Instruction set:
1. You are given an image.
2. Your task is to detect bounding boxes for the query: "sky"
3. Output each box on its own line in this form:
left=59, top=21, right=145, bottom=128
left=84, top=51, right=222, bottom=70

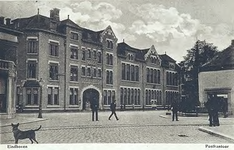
left=1, top=0, right=234, bottom=62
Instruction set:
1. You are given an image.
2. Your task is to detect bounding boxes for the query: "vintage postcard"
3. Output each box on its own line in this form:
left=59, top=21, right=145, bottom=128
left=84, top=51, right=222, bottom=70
left=0, top=0, right=234, bottom=150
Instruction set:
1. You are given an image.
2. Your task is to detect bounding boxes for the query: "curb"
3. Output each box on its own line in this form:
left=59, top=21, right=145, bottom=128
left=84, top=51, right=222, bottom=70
left=198, top=127, right=234, bottom=142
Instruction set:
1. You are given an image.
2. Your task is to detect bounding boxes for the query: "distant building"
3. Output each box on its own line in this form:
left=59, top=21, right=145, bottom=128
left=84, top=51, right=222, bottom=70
left=199, top=40, right=234, bottom=115
left=0, top=17, right=22, bottom=118
left=2, top=8, right=179, bottom=112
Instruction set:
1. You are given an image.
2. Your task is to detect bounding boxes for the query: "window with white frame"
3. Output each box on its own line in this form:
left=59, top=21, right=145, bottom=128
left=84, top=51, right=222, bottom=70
left=70, top=65, right=78, bottom=81
left=70, top=88, right=78, bottom=105
left=26, top=88, right=39, bottom=105
left=70, top=46, right=78, bottom=59
left=47, top=87, right=59, bottom=105
left=49, top=41, right=59, bottom=56
left=71, top=32, right=78, bottom=40
left=27, top=60, right=37, bottom=79
left=49, top=63, right=58, bottom=80
left=27, top=38, right=38, bottom=53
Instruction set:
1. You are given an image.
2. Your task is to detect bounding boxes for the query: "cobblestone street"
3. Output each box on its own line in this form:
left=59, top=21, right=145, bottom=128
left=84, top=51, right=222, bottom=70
left=1, top=110, right=233, bottom=144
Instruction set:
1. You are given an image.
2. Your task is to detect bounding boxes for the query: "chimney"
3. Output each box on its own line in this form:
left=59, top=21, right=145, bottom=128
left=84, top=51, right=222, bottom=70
left=0, top=17, right=4, bottom=25
left=232, top=40, right=234, bottom=46
left=50, top=8, right=60, bottom=21
left=6, top=18, right=11, bottom=25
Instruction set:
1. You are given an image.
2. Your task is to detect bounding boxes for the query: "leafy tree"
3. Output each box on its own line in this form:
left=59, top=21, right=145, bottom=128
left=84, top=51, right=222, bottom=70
left=179, top=40, right=218, bottom=112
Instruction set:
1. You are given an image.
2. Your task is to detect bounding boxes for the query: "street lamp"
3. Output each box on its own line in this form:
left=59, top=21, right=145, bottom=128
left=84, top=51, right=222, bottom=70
left=38, top=78, right=43, bottom=118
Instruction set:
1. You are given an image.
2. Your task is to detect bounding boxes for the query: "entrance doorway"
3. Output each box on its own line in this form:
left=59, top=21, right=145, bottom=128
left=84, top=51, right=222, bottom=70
left=82, top=89, right=99, bottom=110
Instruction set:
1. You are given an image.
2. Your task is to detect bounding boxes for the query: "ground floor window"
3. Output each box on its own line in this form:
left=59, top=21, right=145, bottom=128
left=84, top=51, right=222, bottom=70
left=47, top=87, right=59, bottom=105
left=120, top=87, right=140, bottom=105
left=103, top=90, right=115, bottom=105
left=70, top=88, right=78, bottom=105
left=26, top=88, right=39, bottom=105
left=145, top=89, right=162, bottom=105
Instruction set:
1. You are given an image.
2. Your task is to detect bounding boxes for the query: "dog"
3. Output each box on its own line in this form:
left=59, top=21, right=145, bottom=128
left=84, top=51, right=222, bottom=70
left=11, top=123, right=41, bottom=144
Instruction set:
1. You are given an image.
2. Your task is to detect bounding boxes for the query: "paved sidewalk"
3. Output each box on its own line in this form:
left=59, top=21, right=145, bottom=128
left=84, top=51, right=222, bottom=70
left=1, top=111, right=234, bottom=143
left=160, top=113, right=234, bottom=142
left=0, top=113, right=47, bottom=127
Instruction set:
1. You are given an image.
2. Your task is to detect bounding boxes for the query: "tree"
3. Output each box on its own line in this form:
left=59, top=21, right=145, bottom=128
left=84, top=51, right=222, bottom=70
left=179, top=40, right=218, bottom=112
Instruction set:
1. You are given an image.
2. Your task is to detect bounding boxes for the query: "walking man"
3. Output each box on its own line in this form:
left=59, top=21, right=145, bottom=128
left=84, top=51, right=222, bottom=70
left=90, top=98, right=99, bottom=121
left=171, top=100, right=179, bottom=121
left=109, top=100, right=119, bottom=120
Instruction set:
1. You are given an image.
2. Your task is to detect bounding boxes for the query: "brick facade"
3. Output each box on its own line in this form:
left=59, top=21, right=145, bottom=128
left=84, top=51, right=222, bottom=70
left=2, top=8, right=180, bottom=112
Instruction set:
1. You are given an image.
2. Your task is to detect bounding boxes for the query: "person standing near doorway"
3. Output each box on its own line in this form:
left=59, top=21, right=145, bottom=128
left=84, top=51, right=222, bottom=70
left=109, top=100, right=119, bottom=120
left=90, top=97, right=99, bottom=121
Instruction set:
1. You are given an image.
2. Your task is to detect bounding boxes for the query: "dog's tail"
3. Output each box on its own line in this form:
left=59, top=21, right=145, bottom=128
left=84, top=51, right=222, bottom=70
left=34, top=125, right=41, bottom=131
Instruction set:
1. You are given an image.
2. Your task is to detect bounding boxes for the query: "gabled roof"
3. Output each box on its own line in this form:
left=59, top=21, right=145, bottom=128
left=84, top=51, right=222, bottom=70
left=201, top=44, right=234, bottom=71
left=60, top=19, right=82, bottom=29
left=117, top=42, right=148, bottom=61
left=159, top=54, right=176, bottom=63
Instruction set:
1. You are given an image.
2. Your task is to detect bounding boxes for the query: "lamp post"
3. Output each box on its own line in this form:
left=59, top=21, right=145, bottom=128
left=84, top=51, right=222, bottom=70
left=38, top=78, right=43, bottom=118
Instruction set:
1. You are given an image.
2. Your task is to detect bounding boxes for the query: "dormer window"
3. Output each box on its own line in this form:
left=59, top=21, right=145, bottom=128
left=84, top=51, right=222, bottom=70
left=169, top=63, right=175, bottom=70
left=71, top=32, right=78, bottom=40
left=127, top=53, right=134, bottom=61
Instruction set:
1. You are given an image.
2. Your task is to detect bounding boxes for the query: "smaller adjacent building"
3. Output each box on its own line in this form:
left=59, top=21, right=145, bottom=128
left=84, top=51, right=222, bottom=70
left=0, top=17, right=22, bottom=118
left=199, top=40, right=234, bottom=115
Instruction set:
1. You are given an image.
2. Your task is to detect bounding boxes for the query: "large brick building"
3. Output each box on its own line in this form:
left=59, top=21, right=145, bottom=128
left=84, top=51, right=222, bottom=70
left=2, top=8, right=179, bottom=112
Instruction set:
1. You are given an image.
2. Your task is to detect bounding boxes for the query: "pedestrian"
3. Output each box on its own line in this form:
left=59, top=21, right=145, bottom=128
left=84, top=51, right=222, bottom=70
left=90, top=98, right=99, bottom=121
left=109, top=100, right=119, bottom=120
left=213, top=95, right=220, bottom=126
left=205, top=96, right=214, bottom=126
left=222, top=98, right=228, bottom=118
left=171, top=101, right=179, bottom=121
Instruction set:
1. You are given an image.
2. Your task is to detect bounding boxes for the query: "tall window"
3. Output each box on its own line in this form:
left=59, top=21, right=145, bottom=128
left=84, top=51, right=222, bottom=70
left=122, top=63, right=125, bottom=80
left=27, top=61, right=37, bottom=78
left=26, top=88, right=38, bottom=105
left=93, top=68, right=97, bottom=77
left=70, top=88, right=78, bottom=105
left=87, top=68, right=91, bottom=76
left=97, top=51, right=102, bottom=63
left=49, top=42, right=59, bottom=56
left=82, top=67, right=86, bottom=76
left=27, top=39, right=38, bottom=53
left=126, top=64, right=130, bottom=80
left=70, top=66, right=78, bottom=81
left=49, top=63, right=58, bottom=80
left=82, top=50, right=86, bottom=60
left=48, top=87, right=59, bottom=105
left=98, top=68, right=102, bottom=77
left=106, top=70, right=113, bottom=84
left=136, top=66, right=139, bottom=81
left=87, top=49, right=91, bottom=59
left=70, top=46, right=78, bottom=59
left=107, top=40, right=113, bottom=49
left=106, top=53, right=113, bottom=65
left=93, top=50, right=97, bottom=59
left=71, top=32, right=78, bottom=40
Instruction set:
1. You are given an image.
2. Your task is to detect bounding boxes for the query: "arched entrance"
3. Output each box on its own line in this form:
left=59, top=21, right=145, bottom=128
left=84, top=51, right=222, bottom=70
left=82, top=89, right=99, bottom=110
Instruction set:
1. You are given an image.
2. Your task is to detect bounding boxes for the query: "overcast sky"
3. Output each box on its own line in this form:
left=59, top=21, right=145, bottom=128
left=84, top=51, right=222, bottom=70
left=1, top=0, right=234, bottom=62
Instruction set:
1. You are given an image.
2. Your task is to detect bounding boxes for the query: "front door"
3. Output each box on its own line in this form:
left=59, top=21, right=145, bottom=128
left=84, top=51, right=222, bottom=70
left=82, top=89, right=99, bottom=110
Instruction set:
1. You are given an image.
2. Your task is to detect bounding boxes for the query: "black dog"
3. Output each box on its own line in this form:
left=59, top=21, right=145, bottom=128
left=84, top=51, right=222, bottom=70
left=11, top=123, right=41, bottom=144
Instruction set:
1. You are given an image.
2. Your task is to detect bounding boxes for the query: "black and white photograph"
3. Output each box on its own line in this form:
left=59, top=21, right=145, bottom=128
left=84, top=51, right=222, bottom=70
left=0, top=0, right=234, bottom=149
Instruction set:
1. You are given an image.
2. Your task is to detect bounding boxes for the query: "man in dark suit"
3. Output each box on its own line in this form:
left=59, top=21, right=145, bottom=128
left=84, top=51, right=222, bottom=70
left=90, top=98, right=99, bottom=121
left=171, top=101, right=179, bottom=121
left=108, top=100, right=119, bottom=120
